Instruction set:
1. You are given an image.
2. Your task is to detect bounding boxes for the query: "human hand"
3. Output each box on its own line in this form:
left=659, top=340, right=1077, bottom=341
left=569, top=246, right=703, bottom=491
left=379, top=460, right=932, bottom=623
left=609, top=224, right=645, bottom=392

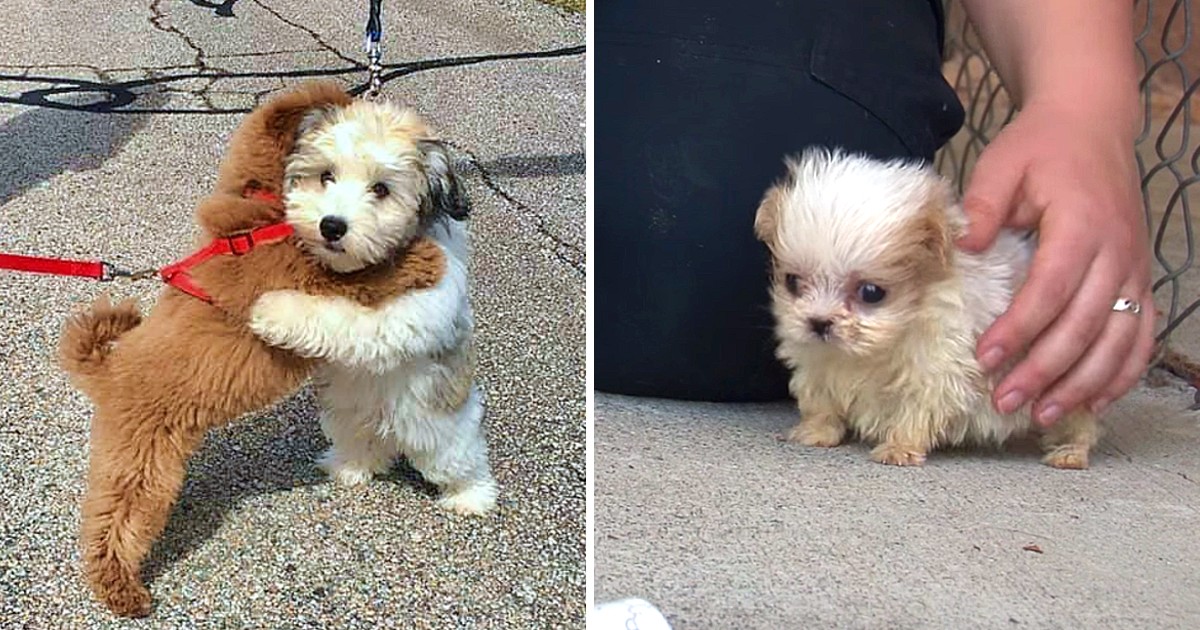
left=957, top=101, right=1155, bottom=426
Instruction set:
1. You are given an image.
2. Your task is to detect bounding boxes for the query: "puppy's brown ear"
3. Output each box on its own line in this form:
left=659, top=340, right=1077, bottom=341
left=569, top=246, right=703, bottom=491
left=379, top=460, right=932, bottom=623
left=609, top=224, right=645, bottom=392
left=913, top=200, right=955, bottom=274
left=214, top=80, right=352, bottom=196
left=261, top=81, right=351, bottom=143
left=418, top=140, right=470, bottom=221
left=753, top=185, right=785, bottom=249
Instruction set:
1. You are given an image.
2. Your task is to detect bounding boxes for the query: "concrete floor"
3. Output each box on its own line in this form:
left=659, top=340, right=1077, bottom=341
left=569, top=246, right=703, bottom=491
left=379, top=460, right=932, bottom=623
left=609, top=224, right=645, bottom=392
left=595, top=383, right=1200, bottom=629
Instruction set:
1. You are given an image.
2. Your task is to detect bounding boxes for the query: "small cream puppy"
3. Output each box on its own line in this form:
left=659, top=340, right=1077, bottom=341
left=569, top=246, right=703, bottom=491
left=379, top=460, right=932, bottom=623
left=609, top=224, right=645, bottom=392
left=248, top=99, right=498, bottom=513
left=755, top=148, right=1098, bottom=469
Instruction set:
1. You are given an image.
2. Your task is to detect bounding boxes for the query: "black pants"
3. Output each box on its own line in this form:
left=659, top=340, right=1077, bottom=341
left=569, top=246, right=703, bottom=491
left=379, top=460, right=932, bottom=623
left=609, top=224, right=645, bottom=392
left=595, top=1, right=966, bottom=402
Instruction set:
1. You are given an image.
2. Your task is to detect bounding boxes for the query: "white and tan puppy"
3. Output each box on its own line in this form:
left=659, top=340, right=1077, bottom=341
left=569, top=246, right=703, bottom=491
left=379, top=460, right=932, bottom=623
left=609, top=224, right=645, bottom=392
left=248, top=99, right=498, bottom=513
left=755, top=147, right=1098, bottom=469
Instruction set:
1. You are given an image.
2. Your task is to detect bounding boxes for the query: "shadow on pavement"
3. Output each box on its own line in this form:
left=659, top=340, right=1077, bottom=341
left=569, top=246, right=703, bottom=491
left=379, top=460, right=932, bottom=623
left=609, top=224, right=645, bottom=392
left=0, top=46, right=585, bottom=115
left=187, top=0, right=239, bottom=17
left=470, top=152, right=586, bottom=178
left=0, top=92, right=163, bottom=207
left=141, top=388, right=437, bottom=583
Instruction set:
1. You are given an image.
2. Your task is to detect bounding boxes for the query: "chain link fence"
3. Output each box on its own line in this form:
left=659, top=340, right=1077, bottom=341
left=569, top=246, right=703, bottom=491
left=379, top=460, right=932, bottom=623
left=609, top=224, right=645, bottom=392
left=936, top=0, right=1200, bottom=367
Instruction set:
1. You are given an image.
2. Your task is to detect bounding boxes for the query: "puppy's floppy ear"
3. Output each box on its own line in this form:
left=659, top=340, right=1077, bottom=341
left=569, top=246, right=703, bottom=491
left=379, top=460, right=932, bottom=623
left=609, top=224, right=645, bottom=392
left=753, top=184, right=785, bottom=250
left=259, top=81, right=351, bottom=147
left=418, top=139, right=470, bottom=221
left=913, top=199, right=957, bottom=274
left=214, top=80, right=352, bottom=196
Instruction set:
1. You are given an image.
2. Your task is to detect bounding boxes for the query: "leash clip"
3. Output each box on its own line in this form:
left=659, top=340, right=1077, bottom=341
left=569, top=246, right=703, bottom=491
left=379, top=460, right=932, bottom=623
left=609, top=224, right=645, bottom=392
left=363, top=0, right=384, bottom=98
left=101, top=262, right=159, bottom=282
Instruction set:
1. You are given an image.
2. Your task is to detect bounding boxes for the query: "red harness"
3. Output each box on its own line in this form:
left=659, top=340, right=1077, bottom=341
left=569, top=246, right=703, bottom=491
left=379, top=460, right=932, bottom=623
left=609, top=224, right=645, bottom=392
left=158, top=220, right=294, bottom=303
left=0, top=187, right=294, bottom=303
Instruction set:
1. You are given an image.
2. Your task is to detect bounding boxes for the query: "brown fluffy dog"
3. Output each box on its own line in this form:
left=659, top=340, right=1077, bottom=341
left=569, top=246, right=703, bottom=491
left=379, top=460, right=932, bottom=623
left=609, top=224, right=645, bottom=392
left=58, top=82, right=452, bottom=617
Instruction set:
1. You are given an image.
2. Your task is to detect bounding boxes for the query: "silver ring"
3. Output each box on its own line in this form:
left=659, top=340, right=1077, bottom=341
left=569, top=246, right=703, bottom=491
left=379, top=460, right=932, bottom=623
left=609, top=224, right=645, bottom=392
left=1113, top=298, right=1141, bottom=314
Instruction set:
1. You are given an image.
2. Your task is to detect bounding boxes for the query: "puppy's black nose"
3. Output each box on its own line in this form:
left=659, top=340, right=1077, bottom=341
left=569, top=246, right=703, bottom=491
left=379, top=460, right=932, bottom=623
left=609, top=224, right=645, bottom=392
left=319, top=216, right=348, bottom=242
left=809, top=318, right=833, bottom=338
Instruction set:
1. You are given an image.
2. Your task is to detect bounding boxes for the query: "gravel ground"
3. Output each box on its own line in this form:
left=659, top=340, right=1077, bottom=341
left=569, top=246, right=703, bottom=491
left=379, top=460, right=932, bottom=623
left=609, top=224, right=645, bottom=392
left=0, top=0, right=584, bottom=627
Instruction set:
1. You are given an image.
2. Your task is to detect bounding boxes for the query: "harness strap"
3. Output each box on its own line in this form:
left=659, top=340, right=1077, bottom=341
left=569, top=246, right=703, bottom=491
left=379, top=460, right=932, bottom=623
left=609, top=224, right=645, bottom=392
left=159, top=221, right=295, bottom=303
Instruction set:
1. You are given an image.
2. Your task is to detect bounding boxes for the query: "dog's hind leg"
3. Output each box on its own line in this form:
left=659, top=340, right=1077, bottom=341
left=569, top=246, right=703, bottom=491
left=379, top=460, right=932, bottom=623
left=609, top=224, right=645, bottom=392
left=404, top=386, right=498, bottom=516
left=317, top=406, right=399, bottom=486
left=81, top=410, right=204, bottom=617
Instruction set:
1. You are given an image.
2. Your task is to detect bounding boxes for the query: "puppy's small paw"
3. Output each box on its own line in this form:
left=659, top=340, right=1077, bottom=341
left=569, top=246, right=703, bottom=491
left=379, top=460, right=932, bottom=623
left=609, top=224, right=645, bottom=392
left=784, top=420, right=844, bottom=447
left=318, top=449, right=378, bottom=487
left=1042, top=446, right=1090, bottom=470
left=870, top=443, right=927, bottom=467
left=437, top=480, right=498, bottom=516
left=248, top=290, right=307, bottom=334
left=252, top=289, right=304, bottom=314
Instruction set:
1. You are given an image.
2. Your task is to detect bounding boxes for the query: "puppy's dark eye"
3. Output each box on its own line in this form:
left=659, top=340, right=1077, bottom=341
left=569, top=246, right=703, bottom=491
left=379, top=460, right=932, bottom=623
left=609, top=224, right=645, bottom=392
left=320, top=171, right=335, bottom=186
left=784, top=273, right=801, bottom=296
left=372, top=182, right=390, bottom=198
left=858, top=282, right=887, bottom=304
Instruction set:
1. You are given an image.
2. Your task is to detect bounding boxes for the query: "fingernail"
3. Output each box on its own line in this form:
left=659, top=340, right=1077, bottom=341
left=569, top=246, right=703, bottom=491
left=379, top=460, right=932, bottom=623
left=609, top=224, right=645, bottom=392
left=998, top=390, right=1026, bottom=414
left=1036, top=403, right=1063, bottom=426
left=980, top=347, right=1005, bottom=372
left=1090, top=398, right=1111, bottom=415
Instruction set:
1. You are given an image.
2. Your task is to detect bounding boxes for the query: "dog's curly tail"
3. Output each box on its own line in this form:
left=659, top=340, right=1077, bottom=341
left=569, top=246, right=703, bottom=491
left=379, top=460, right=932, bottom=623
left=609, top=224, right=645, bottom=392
left=58, top=296, right=142, bottom=378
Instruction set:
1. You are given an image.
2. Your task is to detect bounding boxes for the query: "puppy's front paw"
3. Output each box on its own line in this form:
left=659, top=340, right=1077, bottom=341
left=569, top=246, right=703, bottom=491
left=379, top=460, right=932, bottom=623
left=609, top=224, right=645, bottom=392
left=870, top=443, right=927, bottom=467
left=252, top=289, right=307, bottom=314
left=437, top=479, right=498, bottom=516
left=244, top=290, right=314, bottom=338
left=247, top=291, right=296, bottom=328
left=783, top=416, right=845, bottom=447
left=1042, top=446, right=1090, bottom=470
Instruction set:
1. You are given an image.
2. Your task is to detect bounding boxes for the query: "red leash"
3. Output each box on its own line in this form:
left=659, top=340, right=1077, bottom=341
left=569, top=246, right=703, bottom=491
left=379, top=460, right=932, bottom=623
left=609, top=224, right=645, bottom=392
left=0, top=187, right=294, bottom=303
left=0, top=253, right=115, bottom=281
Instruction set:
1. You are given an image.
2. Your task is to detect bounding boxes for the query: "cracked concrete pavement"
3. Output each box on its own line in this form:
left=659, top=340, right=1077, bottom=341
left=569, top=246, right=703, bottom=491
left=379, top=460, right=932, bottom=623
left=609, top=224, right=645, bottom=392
left=0, top=0, right=583, bottom=626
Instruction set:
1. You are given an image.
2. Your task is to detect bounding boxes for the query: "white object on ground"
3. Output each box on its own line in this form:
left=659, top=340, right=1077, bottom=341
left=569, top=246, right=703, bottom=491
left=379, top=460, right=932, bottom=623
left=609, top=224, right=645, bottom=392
left=589, top=598, right=673, bottom=630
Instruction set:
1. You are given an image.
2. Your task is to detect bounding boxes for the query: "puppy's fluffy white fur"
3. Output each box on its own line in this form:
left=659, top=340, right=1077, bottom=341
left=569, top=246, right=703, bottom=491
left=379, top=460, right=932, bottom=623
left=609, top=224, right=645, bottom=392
left=249, top=100, right=497, bottom=513
left=755, top=148, right=1098, bottom=468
